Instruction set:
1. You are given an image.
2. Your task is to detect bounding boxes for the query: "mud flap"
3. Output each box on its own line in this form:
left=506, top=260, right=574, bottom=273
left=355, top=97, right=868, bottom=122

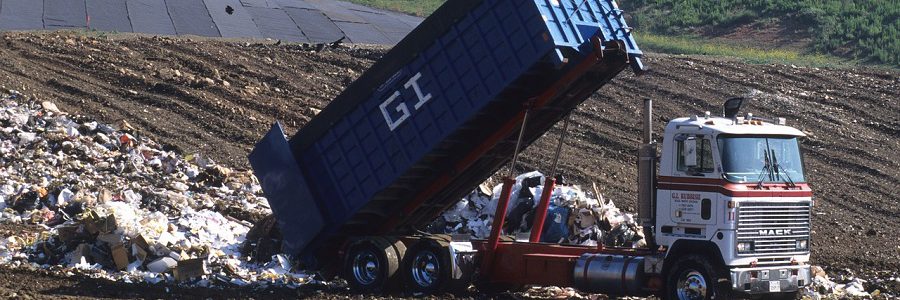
left=249, top=122, right=324, bottom=255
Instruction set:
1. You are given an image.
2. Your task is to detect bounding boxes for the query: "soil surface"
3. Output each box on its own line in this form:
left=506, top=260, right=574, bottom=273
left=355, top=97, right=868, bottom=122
left=0, top=31, right=896, bottom=297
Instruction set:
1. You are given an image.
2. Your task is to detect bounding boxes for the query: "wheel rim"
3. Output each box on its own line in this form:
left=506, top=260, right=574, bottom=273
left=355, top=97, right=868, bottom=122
left=676, top=270, right=708, bottom=300
left=352, top=249, right=380, bottom=286
left=411, top=250, right=440, bottom=288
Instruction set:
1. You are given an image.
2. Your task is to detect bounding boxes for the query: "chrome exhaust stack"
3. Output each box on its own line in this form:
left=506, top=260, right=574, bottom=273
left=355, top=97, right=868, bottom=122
left=637, top=99, right=657, bottom=247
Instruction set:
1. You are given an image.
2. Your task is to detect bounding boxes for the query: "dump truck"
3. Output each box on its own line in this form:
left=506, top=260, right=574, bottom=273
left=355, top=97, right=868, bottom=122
left=248, top=0, right=813, bottom=298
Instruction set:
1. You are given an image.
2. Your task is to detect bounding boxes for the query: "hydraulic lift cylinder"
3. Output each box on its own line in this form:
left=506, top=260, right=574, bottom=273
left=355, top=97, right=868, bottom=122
left=529, top=177, right=556, bottom=242
left=481, top=177, right=516, bottom=275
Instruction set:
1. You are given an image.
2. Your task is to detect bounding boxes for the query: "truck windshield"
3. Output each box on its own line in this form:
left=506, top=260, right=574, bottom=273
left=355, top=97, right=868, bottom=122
left=718, top=136, right=806, bottom=183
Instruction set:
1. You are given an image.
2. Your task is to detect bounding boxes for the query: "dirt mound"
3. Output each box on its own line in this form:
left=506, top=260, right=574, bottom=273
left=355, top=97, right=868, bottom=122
left=0, top=32, right=896, bottom=296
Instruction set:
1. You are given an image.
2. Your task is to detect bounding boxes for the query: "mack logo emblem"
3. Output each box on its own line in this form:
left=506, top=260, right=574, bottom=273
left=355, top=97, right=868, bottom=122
left=758, top=229, right=792, bottom=236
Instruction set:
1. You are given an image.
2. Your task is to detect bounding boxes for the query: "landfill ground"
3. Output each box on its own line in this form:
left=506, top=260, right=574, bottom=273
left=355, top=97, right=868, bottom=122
left=0, top=31, right=896, bottom=298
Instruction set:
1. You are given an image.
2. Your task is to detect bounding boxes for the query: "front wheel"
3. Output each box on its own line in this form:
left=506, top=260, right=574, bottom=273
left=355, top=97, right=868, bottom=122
left=665, top=254, right=732, bottom=300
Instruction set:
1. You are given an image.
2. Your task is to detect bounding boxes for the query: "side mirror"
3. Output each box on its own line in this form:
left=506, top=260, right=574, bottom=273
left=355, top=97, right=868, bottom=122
left=684, top=137, right=698, bottom=167
left=723, top=97, right=745, bottom=119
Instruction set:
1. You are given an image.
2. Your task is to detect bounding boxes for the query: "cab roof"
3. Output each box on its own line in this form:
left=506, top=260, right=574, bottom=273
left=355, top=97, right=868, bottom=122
left=666, top=116, right=807, bottom=137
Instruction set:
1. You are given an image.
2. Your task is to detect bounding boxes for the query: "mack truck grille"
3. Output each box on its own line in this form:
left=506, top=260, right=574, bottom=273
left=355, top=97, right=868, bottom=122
left=737, top=202, right=811, bottom=256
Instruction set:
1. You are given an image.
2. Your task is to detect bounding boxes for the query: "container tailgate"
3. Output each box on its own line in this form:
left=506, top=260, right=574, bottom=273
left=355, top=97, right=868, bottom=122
left=248, top=122, right=325, bottom=254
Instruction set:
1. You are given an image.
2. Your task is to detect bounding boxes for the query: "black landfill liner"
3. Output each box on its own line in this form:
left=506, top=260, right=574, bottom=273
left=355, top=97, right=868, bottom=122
left=246, top=7, right=308, bottom=43
left=44, top=0, right=87, bottom=29
left=334, top=21, right=392, bottom=45
left=284, top=7, right=344, bottom=43
left=354, top=10, right=412, bottom=44
left=394, top=12, right=424, bottom=28
left=0, top=0, right=44, bottom=30
left=203, top=0, right=263, bottom=38
left=305, top=0, right=366, bottom=23
left=86, top=0, right=133, bottom=32
left=355, top=9, right=413, bottom=33
left=167, top=0, right=220, bottom=37
left=336, top=1, right=383, bottom=14
left=272, top=0, right=317, bottom=10
left=126, top=0, right=177, bottom=35
left=240, top=0, right=276, bottom=8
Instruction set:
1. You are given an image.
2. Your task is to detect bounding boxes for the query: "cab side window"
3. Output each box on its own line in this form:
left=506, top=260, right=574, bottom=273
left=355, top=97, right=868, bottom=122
left=676, top=135, right=714, bottom=175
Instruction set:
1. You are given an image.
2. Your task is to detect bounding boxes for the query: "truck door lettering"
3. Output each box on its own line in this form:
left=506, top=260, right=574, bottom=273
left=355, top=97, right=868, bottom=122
left=379, top=90, right=410, bottom=131
left=379, top=72, right=432, bottom=131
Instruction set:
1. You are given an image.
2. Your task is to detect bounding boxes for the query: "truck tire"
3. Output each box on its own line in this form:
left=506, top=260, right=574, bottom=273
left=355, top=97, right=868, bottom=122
left=404, top=241, right=451, bottom=295
left=665, top=254, right=732, bottom=300
left=343, top=238, right=404, bottom=293
left=402, top=241, right=470, bottom=295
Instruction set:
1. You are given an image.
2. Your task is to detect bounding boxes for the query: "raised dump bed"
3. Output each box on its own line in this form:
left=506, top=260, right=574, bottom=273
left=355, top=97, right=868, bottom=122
left=250, top=0, right=644, bottom=256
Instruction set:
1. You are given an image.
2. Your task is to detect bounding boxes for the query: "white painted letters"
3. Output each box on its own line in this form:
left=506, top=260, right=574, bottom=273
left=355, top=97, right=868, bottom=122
left=406, top=72, right=432, bottom=109
left=379, top=91, right=410, bottom=131
left=379, top=72, right=432, bottom=131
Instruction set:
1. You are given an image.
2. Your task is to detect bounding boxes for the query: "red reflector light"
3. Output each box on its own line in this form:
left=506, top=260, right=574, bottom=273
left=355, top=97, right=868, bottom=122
left=792, top=269, right=799, bottom=276
left=750, top=271, right=758, bottom=279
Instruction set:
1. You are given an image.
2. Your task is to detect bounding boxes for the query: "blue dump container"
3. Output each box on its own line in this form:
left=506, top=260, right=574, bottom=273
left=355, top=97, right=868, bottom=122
left=250, top=0, right=644, bottom=256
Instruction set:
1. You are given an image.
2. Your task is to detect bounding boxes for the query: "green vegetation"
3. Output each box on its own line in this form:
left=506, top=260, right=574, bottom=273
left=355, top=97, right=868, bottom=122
left=344, top=0, right=443, bottom=17
left=622, top=0, right=899, bottom=66
left=636, top=33, right=845, bottom=67
left=347, top=0, right=897, bottom=67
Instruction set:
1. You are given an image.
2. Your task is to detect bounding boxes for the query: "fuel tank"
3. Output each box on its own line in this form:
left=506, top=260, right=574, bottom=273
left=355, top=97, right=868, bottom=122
left=573, top=253, right=647, bottom=295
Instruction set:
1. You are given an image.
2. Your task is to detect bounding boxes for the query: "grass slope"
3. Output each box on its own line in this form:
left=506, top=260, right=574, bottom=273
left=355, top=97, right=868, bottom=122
left=636, top=33, right=846, bottom=67
left=344, top=0, right=443, bottom=17
left=622, top=0, right=899, bottom=66
left=344, top=0, right=897, bottom=67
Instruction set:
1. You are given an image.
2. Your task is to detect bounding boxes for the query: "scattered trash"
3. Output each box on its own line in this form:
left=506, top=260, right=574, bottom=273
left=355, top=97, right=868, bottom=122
left=434, top=171, right=646, bottom=248
left=0, top=93, right=307, bottom=288
left=801, top=267, right=894, bottom=299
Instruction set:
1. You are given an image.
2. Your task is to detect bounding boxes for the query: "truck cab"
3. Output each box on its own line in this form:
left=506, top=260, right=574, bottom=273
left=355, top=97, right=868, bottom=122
left=654, top=112, right=813, bottom=297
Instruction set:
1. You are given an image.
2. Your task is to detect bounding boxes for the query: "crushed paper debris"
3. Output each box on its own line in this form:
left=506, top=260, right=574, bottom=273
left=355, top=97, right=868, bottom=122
left=434, top=171, right=646, bottom=248
left=0, top=91, right=309, bottom=288
left=801, top=266, right=897, bottom=299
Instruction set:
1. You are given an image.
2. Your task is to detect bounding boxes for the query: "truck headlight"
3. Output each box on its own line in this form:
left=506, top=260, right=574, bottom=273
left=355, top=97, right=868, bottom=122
left=796, top=239, right=808, bottom=250
left=737, top=242, right=754, bottom=253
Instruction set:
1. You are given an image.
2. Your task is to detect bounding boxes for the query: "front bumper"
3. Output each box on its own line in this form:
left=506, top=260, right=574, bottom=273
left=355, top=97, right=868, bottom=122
left=730, top=265, right=811, bottom=294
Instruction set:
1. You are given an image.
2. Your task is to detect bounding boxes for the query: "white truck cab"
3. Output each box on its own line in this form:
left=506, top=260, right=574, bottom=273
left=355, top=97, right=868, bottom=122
left=654, top=110, right=813, bottom=297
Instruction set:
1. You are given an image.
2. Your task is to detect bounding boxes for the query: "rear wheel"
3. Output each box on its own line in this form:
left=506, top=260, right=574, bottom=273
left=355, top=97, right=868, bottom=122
left=665, top=254, right=732, bottom=300
left=403, top=240, right=471, bottom=295
left=405, top=242, right=451, bottom=294
left=343, top=238, right=404, bottom=293
left=410, top=247, right=444, bottom=291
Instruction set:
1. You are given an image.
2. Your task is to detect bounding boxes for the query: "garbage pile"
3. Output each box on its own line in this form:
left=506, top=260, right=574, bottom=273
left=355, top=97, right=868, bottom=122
left=801, top=266, right=896, bottom=299
left=0, top=91, right=309, bottom=288
left=434, top=171, right=646, bottom=248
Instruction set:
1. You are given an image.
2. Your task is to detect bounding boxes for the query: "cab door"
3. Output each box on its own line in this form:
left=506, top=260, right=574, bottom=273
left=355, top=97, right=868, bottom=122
left=658, top=134, right=719, bottom=240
